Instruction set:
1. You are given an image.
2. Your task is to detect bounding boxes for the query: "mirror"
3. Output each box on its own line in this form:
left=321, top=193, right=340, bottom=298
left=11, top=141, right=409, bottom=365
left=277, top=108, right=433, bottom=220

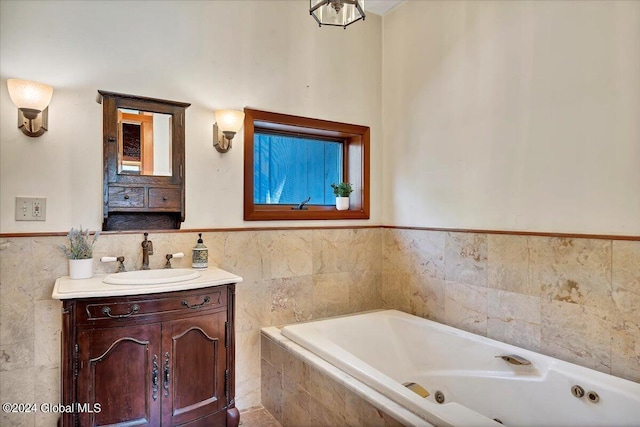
left=118, top=108, right=172, bottom=176
left=98, top=90, right=190, bottom=231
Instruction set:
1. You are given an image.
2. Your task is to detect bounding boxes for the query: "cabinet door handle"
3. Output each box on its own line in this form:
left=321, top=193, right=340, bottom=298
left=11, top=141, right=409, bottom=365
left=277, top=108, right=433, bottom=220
left=163, top=352, right=170, bottom=397
left=101, top=304, right=139, bottom=318
left=181, top=295, right=210, bottom=309
left=152, top=355, right=159, bottom=401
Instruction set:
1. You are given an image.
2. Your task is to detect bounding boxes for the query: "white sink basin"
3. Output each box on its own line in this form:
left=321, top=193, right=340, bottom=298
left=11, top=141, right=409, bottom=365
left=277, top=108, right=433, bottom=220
left=103, top=269, right=201, bottom=285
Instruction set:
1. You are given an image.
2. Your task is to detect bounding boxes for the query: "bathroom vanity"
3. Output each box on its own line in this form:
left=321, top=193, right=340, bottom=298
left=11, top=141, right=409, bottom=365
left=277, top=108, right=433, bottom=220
left=52, top=268, right=242, bottom=427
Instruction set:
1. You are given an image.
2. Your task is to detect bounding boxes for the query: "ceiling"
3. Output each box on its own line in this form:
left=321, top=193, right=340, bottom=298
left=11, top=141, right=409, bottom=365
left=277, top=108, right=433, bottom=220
left=365, top=0, right=405, bottom=16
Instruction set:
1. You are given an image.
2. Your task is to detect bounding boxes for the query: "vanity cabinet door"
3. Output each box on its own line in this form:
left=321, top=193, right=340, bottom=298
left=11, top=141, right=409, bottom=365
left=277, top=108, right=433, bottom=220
left=76, top=323, right=162, bottom=427
left=161, top=309, right=228, bottom=426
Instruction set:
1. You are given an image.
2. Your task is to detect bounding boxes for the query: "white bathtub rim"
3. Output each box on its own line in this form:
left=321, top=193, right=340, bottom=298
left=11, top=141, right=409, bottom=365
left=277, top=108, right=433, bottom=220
left=280, top=310, right=640, bottom=427
left=285, top=309, right=640, bottom=394
left=279, top=316, right=504, bottom=426
left=261, top=326, right=435, bottom=427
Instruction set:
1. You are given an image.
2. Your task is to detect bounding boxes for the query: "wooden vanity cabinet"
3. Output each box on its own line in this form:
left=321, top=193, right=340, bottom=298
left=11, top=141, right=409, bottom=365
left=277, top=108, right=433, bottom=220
left=59, top=285, right=239, bottom=427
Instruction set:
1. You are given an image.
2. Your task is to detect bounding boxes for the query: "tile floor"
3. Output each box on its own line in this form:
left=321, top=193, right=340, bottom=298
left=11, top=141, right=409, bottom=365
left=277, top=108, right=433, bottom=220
left=239, top=407, right=282, bottom=427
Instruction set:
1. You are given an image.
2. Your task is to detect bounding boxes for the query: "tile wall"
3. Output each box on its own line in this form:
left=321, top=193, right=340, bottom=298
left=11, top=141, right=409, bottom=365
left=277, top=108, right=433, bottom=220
left=261, top=332, right=404, bottom=427
left=381, top=229, right=640, bottom=383
left=0, top=227, right=638, bottom=426
left=0, top=228, right=382, bottom=427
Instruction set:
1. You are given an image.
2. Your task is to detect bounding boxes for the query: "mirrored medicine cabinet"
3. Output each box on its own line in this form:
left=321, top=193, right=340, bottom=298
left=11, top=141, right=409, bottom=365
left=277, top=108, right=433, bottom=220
left=98, top=90, right=190, bottom=231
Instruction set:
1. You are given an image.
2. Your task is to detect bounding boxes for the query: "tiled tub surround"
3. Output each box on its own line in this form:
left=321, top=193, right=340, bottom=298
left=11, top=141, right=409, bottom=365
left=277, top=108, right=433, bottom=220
left=261, top=327, right=425, bottom=427
left=0, top=228, right=382, bottom=426
left=0, top=228, right=638, bottom=426
left=381, top=230, right=640, bottom=384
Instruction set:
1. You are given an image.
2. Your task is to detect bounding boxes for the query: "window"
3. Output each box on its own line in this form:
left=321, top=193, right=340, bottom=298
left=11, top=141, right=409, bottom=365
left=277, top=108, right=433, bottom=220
left=243, top=109, right=370, bottom=221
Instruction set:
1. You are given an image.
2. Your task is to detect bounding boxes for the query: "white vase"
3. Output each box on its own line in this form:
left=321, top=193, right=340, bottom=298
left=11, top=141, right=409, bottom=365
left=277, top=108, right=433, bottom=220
left=69, top=258, right=94, bottom=279
left=336, top=197, right=350, bottom=211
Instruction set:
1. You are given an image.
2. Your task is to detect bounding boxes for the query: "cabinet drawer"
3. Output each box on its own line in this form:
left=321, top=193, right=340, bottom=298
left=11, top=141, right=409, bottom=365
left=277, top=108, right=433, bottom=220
left=108, top=186, right=144, bottom=208
left=149, top=188, right=181, bottom=209
left=76, top=286, right=227, bottom=325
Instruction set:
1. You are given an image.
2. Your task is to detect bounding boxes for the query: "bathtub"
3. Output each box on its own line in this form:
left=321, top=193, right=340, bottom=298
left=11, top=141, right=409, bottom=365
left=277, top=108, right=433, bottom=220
left=280, top=310, right=640, bottom=427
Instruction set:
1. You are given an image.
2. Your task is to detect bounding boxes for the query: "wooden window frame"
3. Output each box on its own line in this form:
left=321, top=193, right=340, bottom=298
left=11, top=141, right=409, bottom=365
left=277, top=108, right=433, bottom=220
left=243, top=108, right=370, bottom=221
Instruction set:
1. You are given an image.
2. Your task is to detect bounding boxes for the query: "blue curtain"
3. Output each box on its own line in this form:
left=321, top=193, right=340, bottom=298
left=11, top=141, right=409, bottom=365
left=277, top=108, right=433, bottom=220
left=254, top=133, right=342, bottom=205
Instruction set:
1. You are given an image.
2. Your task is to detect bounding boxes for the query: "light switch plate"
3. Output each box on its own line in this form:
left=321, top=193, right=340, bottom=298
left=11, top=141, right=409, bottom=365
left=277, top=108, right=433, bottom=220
left=15, top=197, right=46, bottom=221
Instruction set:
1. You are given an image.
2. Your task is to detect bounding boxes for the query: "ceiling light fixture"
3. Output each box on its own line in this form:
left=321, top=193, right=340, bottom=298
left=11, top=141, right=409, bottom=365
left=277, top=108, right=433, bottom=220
left=310, top=0, right=366, bottom=29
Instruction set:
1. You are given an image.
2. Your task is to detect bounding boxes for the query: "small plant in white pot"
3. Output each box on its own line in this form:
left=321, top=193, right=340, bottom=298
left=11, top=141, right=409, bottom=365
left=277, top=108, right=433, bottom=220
left=330, top=182, right=353, bottom=211
left=60, top=227, right=99, bottom=279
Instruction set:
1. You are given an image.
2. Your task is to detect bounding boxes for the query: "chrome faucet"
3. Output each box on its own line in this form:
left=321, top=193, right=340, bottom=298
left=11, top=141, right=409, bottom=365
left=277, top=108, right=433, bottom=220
left=141, top=232, right=154, bottom=270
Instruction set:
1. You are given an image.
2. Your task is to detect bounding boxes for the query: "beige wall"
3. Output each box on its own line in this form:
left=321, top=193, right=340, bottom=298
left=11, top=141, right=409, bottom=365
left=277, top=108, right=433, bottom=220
left=382, top=0, right=640, bottom=235
left=0, top=0, right=382, bottom=233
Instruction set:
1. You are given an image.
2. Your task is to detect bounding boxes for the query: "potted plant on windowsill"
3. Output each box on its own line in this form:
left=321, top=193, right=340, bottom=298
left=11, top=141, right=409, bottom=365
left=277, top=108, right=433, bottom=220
left=331, top=182, right=353, bottom=211
left=60, top=227, right=99, bottom=279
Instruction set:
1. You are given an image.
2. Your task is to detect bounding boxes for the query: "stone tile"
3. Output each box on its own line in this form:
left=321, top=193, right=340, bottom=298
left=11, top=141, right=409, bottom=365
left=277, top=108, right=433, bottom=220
left=488, top=289, right=540, bottom=324
left=307, top=392, right=345, bottom=427
left=531, top=237, right=613, bottom=310
left=488, top=234, right=536, bottom=296
left=223, top=231, right=271, bottom=283
left=344, top=388, right=403, bottom=427
left=409, top=276, right=446, bottom=322
left=268, top=276, right=314, bottom=325
left=611, top=314, right=640, bottom=383
left=312, top=228, right=355, bottom=275
left=312, top=272, right=350, bottom=319
left=34, top=367, right=59, bottom=427
left=282, top=374, right=312, bottom=426
left=0, top=238, right=35, bottom=304
left=239, top=407, right=282, bottom=427
left=350, top=228, right=382, bottom=272
left=0, top=340, right=33, bottom=372
left=236, top=375, right=261, bottom=411
left=260, top=334, right=284, bottom=373
left=0, top=368, right=36, bottom=427
left=236, top=282, right=271, bottom=332
left=282, top=348, right=307, bottom=387
left=348, top=269, right=383, bottom=313
left=384, top=229, right=445, bottom=280
left=379, top=268, right=410, bottom=313
left=261, top=359, right=283, bottom=424
left=445, top=232, right=488, bottom=287
left=33, top=300, right=61, bottom=368
left=31, top=237, right=67, bottom=301
left=305, top=364, right=347, bottom=417
left=541, top=300, right=611, bottom=373
left=487, top=289, right=541, bottom=351
left=0, top=298, right=34, bottom=346
left=237, top=329, right=261, bottom=382
left=487, top=319, right=541, bottom=352
left=269, top=230, right=313, bottom=279
left=612, top=240, right=640, bottom=317
left=444, top=281, right=488, bottom=335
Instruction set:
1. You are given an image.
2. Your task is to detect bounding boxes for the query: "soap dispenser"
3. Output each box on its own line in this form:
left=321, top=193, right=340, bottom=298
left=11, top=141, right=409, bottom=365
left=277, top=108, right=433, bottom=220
left=192, top=233, right=208, bottom=269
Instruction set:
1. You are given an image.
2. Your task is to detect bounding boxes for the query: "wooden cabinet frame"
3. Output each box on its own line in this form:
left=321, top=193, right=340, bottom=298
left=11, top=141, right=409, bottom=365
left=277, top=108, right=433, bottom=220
left=98, top=91, right=190, bottom=231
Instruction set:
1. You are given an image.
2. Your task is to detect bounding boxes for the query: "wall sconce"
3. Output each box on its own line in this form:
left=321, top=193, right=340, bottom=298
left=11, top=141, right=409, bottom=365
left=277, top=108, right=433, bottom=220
left=213, top=109, right=245, bottom=153
left=7, top=79, right=54, bottom=137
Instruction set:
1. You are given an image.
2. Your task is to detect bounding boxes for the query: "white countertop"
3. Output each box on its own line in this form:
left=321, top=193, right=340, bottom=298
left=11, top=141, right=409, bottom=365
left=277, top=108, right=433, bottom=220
left=52, top=267, right=243, bottom=300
